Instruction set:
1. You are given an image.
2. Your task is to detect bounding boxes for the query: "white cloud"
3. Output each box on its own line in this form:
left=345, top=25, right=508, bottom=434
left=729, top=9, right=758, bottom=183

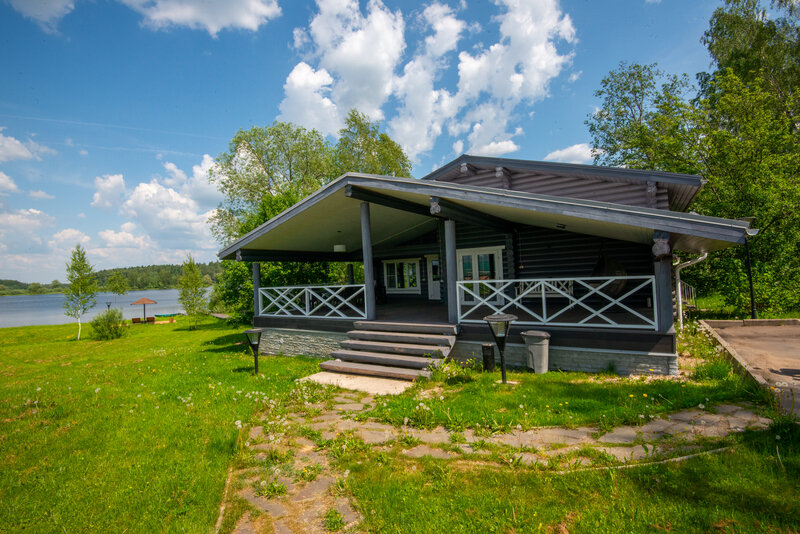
left=49, top=228, right=91, bottom=249
left=98, top=227, right=153, bottom=249
left=0, top=208, right=56, bottom=254
left=5, top=0, right=75, bottom=31
left=77, top=212, right=86, bottom=219
left=160, top=154, right=223, bottom=209
left=282, top=0, right=575, bottom=162
left=91, top=174, right=126, bottom=210
left=79, top=149, right=89, bottom=156
left=8, top=0, right=280, bottom=36
left=29, top=190, right=55, bottom=200
left=280, top=0, right=406, bottom=134
left=278, top=62, right=342, bottom=136
left=452, top=139, right=464, bottom=155
left=121, top=180, right=216, bottom=250
left=543, top=142, right=594, bottom=164
left=121, top=0, right=281, bottom=36
left=388, top=3, right=465, bottom=161
left=569, top=70, right=582, bottom=83
left=0, top=171, right=21, bottom=194
left=0, top=128, right=54, bottom=162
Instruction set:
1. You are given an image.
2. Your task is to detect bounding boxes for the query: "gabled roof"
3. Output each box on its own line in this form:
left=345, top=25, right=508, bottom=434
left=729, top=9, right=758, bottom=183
left=422, top=154, right=703, bottom=212
left=218, top=173, right=750, bottom=261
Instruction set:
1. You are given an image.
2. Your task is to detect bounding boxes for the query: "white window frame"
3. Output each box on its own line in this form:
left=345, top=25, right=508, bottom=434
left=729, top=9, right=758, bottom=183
left=382, top=258, right=421, bottom=295
left=457, top=246, right=505, bottom=305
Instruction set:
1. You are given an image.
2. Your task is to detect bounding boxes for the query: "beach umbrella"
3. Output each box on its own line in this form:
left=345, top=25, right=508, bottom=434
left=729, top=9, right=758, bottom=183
left=131, top=297, right=157, bottom=320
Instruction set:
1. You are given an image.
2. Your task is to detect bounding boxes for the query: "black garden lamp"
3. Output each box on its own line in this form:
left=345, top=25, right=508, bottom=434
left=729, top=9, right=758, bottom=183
left=484, top=313, right=517, bottom=384
left=243, top=328, right=262, bottom=374
left=105, top=301, right=112, bottom=310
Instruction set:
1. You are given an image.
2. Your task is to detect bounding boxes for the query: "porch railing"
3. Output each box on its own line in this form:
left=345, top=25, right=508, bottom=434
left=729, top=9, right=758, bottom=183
left=258, top=284, right=367, bottom=319
left=680, top=281, right=697, bottom=310
left=457, top=276, right=658, bottom=330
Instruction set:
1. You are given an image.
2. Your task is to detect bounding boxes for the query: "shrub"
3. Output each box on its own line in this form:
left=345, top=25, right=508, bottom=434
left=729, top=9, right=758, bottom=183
left=90, top=309, right=127, bottom=340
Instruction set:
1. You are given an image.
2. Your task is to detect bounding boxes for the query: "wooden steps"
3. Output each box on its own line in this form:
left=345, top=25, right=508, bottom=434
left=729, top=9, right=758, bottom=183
left=320, top=321, right=457, bottom=382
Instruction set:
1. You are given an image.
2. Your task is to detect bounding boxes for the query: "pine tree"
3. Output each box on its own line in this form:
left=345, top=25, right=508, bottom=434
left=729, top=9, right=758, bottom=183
left=63, top=244, right=98, bottom=340
left=179, top=255, right=208, bottom=329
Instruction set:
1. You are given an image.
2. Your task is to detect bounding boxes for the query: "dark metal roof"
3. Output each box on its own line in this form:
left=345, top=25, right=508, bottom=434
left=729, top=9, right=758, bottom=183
left=218, top=173, right=750, bottom=261
left=421, top=154, right=703, bottom=212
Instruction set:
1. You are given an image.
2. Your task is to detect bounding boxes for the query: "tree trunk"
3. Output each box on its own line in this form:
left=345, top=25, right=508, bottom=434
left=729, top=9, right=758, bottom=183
left=77, top=311, right=82, bottom=341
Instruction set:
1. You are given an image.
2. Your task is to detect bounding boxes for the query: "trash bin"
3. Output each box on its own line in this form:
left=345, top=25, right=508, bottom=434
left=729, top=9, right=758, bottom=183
left=481, top=343, right=495, bottom=372
left=521, top=330, right=550, bottom=374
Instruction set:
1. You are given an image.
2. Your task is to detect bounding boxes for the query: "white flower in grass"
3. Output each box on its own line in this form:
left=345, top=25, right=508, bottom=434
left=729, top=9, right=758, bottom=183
left=235, top=420, right=242, bottom=428
left=36, top=387, right=41, bottom=391
left=698, top=404, right=705, bottom=410
left=94, top=388, right=100, bottom=393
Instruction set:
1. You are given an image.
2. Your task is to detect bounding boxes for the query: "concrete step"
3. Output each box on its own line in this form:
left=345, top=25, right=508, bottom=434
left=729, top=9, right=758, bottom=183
left=331, top=350, right=440, bottom=369
left=340, top=339, right=448, bottom=358
left=354, top=321, right=458, bottom=336
left=347, top=330, right=455, bottom=347
left=320, top=360, right=430, bottom=381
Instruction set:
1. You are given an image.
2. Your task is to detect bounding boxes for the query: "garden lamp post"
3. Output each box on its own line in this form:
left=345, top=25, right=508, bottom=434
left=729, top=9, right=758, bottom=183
left=739, top=217, right=760, bottom=319
left=484, top=313, right=517, bottom=384
left=105, top=301, right=111, bottom=310
left=243, top=329, right=262, bottom=374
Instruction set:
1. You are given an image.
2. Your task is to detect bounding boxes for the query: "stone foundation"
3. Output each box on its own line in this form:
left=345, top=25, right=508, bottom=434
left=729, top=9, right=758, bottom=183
left=451, top=340, right=678, bottom=375
left=257, top=328, right=348, bottom=358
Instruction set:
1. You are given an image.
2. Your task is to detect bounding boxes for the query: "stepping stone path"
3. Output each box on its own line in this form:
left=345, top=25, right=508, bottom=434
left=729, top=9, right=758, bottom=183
left=231, top=391, right=772, bottom=534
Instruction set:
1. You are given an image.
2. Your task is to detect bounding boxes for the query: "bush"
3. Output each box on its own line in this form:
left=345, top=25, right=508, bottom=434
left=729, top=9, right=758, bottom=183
left=90, top=309, right=127, bottom=340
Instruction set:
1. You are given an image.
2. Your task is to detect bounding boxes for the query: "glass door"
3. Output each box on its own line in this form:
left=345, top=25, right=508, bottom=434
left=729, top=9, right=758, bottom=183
left=457, top=247, right=503, bottom=305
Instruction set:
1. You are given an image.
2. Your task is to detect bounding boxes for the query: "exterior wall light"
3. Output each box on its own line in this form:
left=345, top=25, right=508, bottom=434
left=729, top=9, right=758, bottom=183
left=484, top=313, right=517, bottom=384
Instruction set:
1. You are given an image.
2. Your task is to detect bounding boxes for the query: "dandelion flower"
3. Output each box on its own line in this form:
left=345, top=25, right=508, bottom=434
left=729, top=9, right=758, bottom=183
left=629, top=394, right=634, bottom=398
left=643, top=394, right=648, bottom=398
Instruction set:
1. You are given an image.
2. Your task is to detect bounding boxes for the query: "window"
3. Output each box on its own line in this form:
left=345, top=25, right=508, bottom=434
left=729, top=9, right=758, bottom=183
left=383, top=259, right=420, bottom=294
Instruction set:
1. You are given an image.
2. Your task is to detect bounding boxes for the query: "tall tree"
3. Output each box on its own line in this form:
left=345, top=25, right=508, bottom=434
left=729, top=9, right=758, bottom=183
left=63, top=244, right=98, bottom=340
left=586, top=62, right=698, bottom=174
left=209, top=122, right=334, bottom=244
left=179, top=255, right=208, bottom=330
left=107, top=270, right=128, bottom=307
left=334, top=109, right=412, bottom=177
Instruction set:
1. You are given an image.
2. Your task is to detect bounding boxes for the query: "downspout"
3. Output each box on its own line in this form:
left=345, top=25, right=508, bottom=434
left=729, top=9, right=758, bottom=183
left=674, top=253, right=708, bottom=329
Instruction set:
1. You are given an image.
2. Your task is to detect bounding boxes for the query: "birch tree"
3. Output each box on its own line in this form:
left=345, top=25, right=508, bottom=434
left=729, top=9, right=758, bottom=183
left=63, top=244, right=98, bottom=340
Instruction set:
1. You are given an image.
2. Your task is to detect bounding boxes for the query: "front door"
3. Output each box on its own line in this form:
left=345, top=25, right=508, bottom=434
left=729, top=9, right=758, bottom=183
left=457, top=247, right=503, bottom=305
left=426, top=256, right=441, bottom=300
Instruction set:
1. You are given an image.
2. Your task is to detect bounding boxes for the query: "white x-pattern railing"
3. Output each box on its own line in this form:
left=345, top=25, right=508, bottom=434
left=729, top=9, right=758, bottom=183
left=259, top=284, right=366, bottom=319
left=458, top=276, right=658, bottom=330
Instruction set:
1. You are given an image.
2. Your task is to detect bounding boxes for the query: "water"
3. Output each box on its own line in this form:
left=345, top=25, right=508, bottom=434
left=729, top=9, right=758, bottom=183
left=0, top=289, right=186, bottom=328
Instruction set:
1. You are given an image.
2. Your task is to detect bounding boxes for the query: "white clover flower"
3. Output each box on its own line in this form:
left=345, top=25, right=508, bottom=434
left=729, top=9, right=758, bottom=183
left=95, top=388, right=101, bottom=393
left=698, top=404, right=705, bottom=410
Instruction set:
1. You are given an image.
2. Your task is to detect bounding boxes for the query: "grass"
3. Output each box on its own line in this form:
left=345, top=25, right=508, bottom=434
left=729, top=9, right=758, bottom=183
left=0, top=317, right=319, bottom=533
left=691, top=294, right=800, bottom=320
left=360, top=327, right=758, bottom=433
left=338, top=422, right=800, bottom=533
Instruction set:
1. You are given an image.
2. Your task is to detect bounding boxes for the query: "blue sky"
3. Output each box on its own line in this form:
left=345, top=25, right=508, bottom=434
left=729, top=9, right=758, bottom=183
left=0, top=0, right=719, bottom=283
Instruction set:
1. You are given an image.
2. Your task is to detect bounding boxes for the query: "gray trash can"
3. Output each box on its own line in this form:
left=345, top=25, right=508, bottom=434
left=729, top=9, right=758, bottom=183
left=521, top=330, right=550, bottom=374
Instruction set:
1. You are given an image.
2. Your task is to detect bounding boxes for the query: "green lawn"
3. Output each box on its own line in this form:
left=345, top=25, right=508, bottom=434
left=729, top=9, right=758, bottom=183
left=0, top=317, right=318, bottom=533
left=359, top=323, right=760, bottom=433
left=339, top=421, right=799, bottom=533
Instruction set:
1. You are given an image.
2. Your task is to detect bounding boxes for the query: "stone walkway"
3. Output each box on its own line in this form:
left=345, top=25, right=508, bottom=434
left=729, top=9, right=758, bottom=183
left=229, top=392, right=771, bottom=533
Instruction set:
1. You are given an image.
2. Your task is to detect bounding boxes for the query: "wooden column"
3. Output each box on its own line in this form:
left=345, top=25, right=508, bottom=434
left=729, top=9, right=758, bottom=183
left=437, top=219, right=448, bottom=304
left=445, top=219, right=458, bottom=324
left=252, top=262, right=261, bottom=318
left=652, top=231, right=674, bottom=333
left=360, top=202, right=377, bottom=320
left=346, top=263, right=355, bottom=285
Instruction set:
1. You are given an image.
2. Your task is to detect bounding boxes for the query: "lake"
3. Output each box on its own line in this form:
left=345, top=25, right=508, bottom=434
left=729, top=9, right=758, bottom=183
left=0, top=289, right=187, bottom=328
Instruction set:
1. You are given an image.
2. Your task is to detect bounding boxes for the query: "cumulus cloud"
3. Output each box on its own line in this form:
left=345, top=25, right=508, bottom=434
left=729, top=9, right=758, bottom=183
left=160, top=154, right=222, bottom=209
left=281, top=0, right=576, bottom=162
left=5, top=0, right=75, bottom=31
left=121, top=179, right=216, bottom=250
left=0, top=208, right=56, bottom=255
left=49, top=228, right=91, bottom=249
left=0, top=128, right=55, bottom=162
left=279, top=62, right=342, bottom=135
left=280, top=0, right=406, bottom=135
left=8, top=0, right=280, bottom=36
left=91, top=174, right=126, bottom=210
left=29, top=190, right=55, bottom=200
left=543, top=142, right=594, bottom=164
left=98, top=227, right=153, bottom=248
left=121, top=0, right=281, bottom=36
left=0, top=172, right=21, bottom=194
